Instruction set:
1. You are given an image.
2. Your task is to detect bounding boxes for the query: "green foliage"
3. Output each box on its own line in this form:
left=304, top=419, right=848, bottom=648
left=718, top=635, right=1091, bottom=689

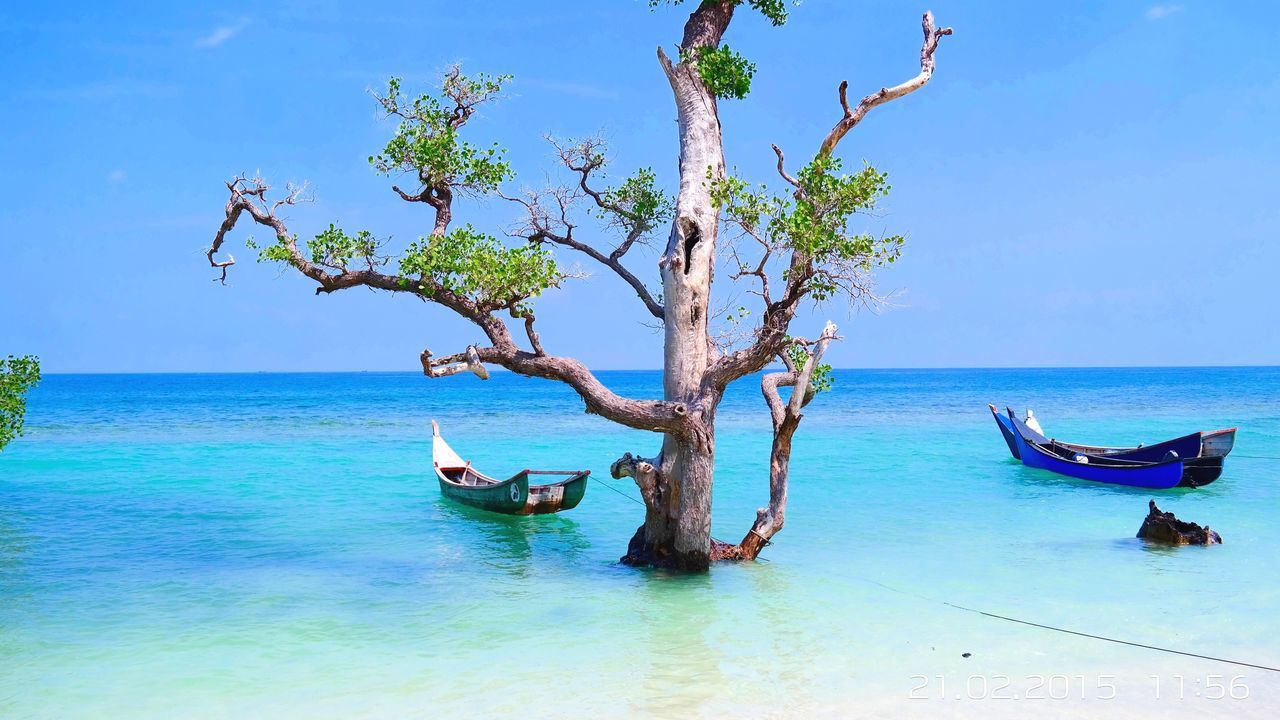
left=251, top=225, right=385, bottom=271
left=744, top=0, right=790, bottom=25
left=649, top=0, right=792, bottom=26
left=248, top=234, right=292, bottom=265
left=710, top=154, right=905, bottom=302
left=784, top=343, right=833, bottom=394
left=370, top=74, right=514, bottom=194
left=398, top=226, right=564, bottom=310
left=651, top=0, right=797, bottom=98
left=725, top=304, right=752, bottom=327
left=680, top=44, right=756, bottom=100
left=0, top=355, right=41, bottom=451
left=305, top=225, right=381, bottom=270
left=601, top=167, right=674, bottom=234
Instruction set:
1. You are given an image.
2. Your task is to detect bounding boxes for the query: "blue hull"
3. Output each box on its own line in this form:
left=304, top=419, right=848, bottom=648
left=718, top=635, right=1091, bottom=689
left=990, top=407, right=1021, bottom=459
left=999, top=410, right=1184, bottom=489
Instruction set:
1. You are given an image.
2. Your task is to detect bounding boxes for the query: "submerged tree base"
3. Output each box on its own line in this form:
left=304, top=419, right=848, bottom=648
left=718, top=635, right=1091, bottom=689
left=619, top=528, right=767, bottom=568
left=709, top=537, right=752, bottom=562
left=621, top=525, right=712, bottom=572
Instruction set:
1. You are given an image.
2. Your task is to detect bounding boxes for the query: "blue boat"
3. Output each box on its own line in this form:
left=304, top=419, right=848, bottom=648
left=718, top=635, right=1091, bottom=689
left=989, top=406, right=1184, bottom=489
left=988, top=405, right=1231, bottom=488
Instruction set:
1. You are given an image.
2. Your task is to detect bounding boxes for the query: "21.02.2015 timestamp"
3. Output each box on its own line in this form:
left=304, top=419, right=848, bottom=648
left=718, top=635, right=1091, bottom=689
left=908, top=673, right=1251, bottom=700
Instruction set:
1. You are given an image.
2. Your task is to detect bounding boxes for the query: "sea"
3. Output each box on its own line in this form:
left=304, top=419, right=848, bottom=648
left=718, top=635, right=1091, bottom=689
left=2, top=368, right=1278, bottom=718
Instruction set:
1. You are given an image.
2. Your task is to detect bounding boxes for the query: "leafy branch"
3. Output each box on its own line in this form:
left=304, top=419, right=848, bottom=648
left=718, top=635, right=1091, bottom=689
left=0, top=355, right=41, bottom=451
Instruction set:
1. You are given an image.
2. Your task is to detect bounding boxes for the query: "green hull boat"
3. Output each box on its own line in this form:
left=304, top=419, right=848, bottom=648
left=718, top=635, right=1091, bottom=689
left=432, top=421, right=589, bottom=515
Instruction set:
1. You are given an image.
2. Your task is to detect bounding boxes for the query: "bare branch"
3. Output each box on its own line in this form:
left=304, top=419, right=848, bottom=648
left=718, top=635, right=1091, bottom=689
left=548, top=136, right=667, bottom=262
left=787, top=321, right=838, bottom=416
left=510, top=306, right=547, bottom=356
left=207, top=174, right=309, bottom=285
left=761, top=371, right=791, bottom=427
left=421, top=345, right=490, bottom=379
left=728, top=321, right=838, bottom=561
left=818, top=12, right=952, bottom=158
left=611, top=452, right=662, bottom=509
left=501, top=182, right=665, bottom=320
left=770, top=144, right=802, bottom=192
left=727, top=229, right=774, bottom=306
left=700, top=250, right=811, bottom=394
left=704, top=9, right=944, bottom=392
left=208, top=173, right=683, bottom=434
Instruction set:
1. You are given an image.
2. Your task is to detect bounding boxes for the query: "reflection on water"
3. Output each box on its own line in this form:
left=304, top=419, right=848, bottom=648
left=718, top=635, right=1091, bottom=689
left=632, top=571, right=722, bottom=718
left=434, top=501, right=590, bottom=574
left=0, top=509, right=30, bottom=585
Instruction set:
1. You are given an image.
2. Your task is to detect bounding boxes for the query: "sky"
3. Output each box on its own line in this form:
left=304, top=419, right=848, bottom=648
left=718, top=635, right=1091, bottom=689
left=1, top=1, right=1277, bottom=373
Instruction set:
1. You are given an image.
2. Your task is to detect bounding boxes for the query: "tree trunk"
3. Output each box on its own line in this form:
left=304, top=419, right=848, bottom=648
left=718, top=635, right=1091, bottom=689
left=618, top=420, right=716, bottom=572
left=619, top=39, right=727, bottom=572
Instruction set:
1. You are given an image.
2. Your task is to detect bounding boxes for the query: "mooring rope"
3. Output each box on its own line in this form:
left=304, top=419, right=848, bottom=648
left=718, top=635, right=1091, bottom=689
left=589, top=475, right=736, bottom=547
left=1232, top=454, right=1280, bottom=461
left=590, top=475, right=646, bottom=506
left=856, top=575, right=1280, bottom=673
left=942, top=601, right=1280, bottom=672
left=595, top=478, right=1277, bottom=671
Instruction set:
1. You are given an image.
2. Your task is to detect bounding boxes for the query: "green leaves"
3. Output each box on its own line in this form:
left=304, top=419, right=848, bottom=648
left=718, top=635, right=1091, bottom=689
left=399, top=226, right=564, bottom=310
left=745, top=0, right=790, bottom=25
left=302, top=225, right=383, bottom=270
left=1, top=354, right=41, bottom=451
left=251, top=226, right=382, bottom=270
left=250, top=233, right=300, bottom=265
left=650, top=0, right=800, bottom=98
left=681, top=44, right=756, bottom=100
left=786, top=154, right=898, bottom=262
left=784, top=343, right=833, bottom=394
left=711, top=154, right=905, bottom=302
left=601, top=167, right=674, bottom=235
left=371, top=73, right=514, bottom=195
left=253, top=221, right=562, bottom=311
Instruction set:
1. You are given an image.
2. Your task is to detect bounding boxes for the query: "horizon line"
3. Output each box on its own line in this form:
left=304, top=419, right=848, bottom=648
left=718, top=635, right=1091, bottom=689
left=35, top=363, right=1280, bottom=376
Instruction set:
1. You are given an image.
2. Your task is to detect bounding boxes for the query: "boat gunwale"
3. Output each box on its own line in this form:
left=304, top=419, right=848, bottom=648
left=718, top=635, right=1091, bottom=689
left=434, top=466, right=589, bottom=491
left=1001, top=405, right=1232, bottom=460
left=1007, top=412, right=1185, bottom=484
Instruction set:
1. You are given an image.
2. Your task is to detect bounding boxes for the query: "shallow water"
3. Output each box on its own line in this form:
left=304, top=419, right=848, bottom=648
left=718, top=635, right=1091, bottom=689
left=2, top=368, right=1279, bottom=718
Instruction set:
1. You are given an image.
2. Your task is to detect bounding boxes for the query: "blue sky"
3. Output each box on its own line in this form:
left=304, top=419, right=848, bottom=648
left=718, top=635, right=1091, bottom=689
left=2, top=1, right=1276, bottom=373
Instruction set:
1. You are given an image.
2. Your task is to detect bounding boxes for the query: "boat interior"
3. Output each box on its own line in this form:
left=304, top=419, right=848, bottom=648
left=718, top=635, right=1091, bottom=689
left=1040, top=441, right=1178, bottom=467
left=1009, top=411, right=1181, bottom=468
left=438, top=465, right=500, bottom=487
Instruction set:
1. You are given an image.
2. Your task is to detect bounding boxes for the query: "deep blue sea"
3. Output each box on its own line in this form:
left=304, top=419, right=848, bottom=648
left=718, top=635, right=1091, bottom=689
left=2, top=368, right=1279, bottom=718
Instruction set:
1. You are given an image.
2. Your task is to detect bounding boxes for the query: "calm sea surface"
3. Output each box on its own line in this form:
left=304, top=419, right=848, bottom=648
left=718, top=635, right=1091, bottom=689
left=2, top=368, right=1279, bottom=718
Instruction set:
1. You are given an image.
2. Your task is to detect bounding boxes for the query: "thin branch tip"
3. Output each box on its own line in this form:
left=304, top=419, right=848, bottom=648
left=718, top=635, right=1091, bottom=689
left=817, top=13, right=951, bottom=157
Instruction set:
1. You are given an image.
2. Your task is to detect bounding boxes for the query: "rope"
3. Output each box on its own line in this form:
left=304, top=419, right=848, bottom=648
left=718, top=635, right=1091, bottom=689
left=855, top=576, right=1280, bottom=673
left=590, top=475, right=646, bottom=506
left=597, top=478, right=1277, bottom=670
left=942, top=602, right=1280, bottom=672
left=590, top=475, right=734, bottom=547
left=1232, top=454, right=1280, bottom=461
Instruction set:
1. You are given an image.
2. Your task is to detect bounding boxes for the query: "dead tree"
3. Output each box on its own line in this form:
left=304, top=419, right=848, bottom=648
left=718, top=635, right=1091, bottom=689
left=204, top=5, right=951, bottom=571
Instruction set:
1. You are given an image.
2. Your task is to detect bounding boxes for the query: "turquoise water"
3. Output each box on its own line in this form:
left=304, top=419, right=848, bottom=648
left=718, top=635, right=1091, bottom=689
left=2, top=368, right=1279, bottom=718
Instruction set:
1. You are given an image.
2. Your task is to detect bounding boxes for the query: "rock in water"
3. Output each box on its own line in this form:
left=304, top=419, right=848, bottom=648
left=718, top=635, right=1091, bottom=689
left=1137, top=500, right=1222, bottom=545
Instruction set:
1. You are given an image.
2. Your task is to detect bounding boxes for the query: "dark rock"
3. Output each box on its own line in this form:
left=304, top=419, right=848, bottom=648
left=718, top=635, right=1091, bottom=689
left=1137, top=500, right=1222, bottom=545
